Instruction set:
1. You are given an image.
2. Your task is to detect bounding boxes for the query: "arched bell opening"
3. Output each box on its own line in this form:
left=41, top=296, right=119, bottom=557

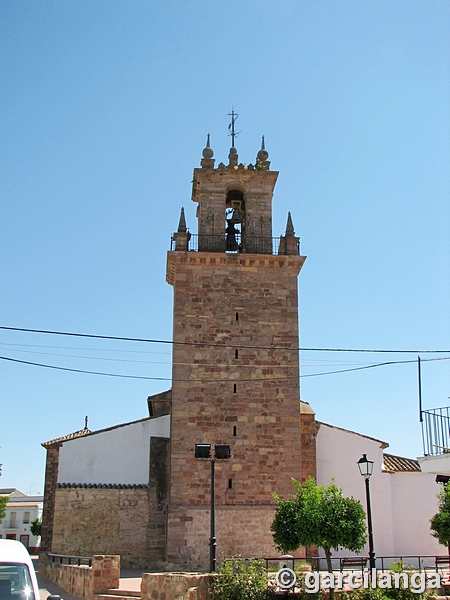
left=225, top=190, right=245, bottom=253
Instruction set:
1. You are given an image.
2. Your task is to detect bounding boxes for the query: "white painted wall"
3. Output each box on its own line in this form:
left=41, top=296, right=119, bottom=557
left=316, top=421, right=444, bottom=561
left=418, top=454, right=450, bottom=475
left=390, top=471, right=443, bottom=556
left=58, top=415, right=170, bottom=485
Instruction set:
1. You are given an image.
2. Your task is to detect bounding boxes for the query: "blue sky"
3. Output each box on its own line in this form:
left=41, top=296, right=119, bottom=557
left=1, top=0, right=449, bottom=495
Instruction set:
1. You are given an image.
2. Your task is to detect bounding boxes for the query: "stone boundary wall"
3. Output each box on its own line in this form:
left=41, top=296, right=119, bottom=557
left=141, top=572, right=214, bottom=600
left=38, top=554, right=120, bottom=600
left=52, top=487, right=149, bottom=568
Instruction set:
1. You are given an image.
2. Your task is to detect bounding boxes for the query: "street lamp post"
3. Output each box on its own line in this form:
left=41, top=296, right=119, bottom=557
left=195, top=443, right=231, bottom=573
left=357, top=453, right=376, bottom=570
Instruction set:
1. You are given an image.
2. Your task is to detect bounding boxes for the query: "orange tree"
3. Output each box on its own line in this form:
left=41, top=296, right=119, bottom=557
left=271, top=477, right=367, bottom=574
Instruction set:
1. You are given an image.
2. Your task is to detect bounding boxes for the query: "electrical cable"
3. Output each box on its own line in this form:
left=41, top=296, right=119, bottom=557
left=0, top=325, right=449, bottom=354
left=0, top=353, right=448, bottom=382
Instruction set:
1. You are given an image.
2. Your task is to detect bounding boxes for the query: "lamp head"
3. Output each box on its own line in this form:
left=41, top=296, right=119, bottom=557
left=357, top=454, right=374, bottom=479
left=195, top=444, right=212, bottom=459
left=215, top=444, right=231, bottom=460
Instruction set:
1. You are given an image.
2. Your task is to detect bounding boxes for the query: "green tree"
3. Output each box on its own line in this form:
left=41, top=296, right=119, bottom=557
left=271, top=477, right=367, bottom=575
left=30, top=517, right=42, bottom=537
left=0, top=496, right=7, bottom=520
left=430, top=484, right=450, bottom=549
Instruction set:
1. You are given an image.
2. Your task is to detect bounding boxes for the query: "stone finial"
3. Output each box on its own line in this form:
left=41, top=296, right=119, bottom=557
left=228, top=146, right=239, bottom=168
left=278, top=211, right=299, bottom=255
left=285, top=212, right=295, bottom=236
left=201, top=134, right=215, bottom=168
left=256, top=135, right=270, bottom=170
left=178, top=207, right=187, bottom=233
left=173, top=207, right=191, bottom=251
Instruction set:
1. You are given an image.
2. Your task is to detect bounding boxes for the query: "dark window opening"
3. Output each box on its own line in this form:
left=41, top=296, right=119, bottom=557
left=226, top=190, right=244, bottom=207
left=236, top=312, right=239, bottom=321
left=235, top=349, right=238, bottom=359
left=233, top=384, right=237, bottom=393
left=228, top=479, right=233, bottom=489
left=225, top=191, right=245, bottom=254
left=233, top=425, right=237, bottom=436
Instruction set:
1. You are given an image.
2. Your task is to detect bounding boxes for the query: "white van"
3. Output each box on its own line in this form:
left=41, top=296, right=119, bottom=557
left=0, top=539, right=40, bottom=600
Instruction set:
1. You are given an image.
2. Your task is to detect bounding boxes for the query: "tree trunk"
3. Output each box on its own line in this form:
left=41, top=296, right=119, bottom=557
left=323, top=545, right=334, bottom=599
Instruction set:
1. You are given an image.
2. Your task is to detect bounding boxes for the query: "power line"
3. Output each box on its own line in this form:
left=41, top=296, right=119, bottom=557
left=1, top=326, right=448, bottom=354
left=0, top=355, right=170, bottom=381
left=0, top=353, right=448, bottom=382
left=0, top=345, right=382, bottom=369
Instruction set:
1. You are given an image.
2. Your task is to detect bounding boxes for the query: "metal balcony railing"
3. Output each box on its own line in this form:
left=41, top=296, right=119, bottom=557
left=170, top=234, right=300, bottom=256
left=421, top=407, right=450, bottom=456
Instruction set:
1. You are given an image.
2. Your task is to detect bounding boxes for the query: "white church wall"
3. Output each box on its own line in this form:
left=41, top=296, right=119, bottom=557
left=316, top=421, right=444, bottom=561
left=316, top=422, right=395, bottom=558
left=389, top=471, right=443, bottom=557
left=57, top=415, right=170, bottom=485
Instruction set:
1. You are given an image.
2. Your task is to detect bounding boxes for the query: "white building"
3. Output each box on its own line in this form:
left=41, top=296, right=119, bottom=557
left=0, top=489, right=43, bottom=554
left=315, top=414, right=443, bottom=566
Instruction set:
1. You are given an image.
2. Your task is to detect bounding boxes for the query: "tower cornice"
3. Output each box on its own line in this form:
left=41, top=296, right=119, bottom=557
left=166, top=250, right=306, bottom=286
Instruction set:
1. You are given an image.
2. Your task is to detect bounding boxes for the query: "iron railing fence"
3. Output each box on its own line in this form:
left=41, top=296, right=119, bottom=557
left=421, top=407, right=450, bottom=456
left=170, top=234, right=300, bottom=256
left=47, top=553, right=93, bottom=566
left=262, top=555, right=449, bottom=573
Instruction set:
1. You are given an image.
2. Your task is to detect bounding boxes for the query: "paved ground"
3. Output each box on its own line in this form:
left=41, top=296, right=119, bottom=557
left=115, top=570, right=144, bottom=593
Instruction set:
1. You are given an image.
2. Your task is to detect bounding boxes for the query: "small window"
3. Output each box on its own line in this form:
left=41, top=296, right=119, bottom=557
left=233, top=426, right=237, bottom=436
left=235, top=349, right=238, bottom=359
left=233, top=384, right=237, bottom=393
left=228, top=479, right=233, bottom=490
left=235, top=312, right=239, bottom=321
left=23, top=511, right=30, bottom=524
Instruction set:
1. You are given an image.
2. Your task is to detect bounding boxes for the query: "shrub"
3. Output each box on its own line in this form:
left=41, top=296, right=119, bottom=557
left=209, top=557, right=273, bottom=600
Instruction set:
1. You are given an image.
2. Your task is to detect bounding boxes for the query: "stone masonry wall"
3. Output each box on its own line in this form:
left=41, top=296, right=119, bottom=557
left=40, top=444, right=60, bottom=553
left=52, top=488, right=149, bottom=568
left=300, top=403, right=318, bottom=483
left=146, top=437, right=170, bottom=569
left=167, top=251, right=307, bottom=567
left=167, top=504, right=306, bottom=571
left=142, top=572, right=213, bottom=600
left=192, top=166, right=278, bottom=242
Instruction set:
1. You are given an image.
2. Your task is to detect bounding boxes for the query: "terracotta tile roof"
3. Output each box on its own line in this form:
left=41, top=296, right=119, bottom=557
left=42, top=416, right=161, bottom=449
left=42, top=427, right=91, bottom=448
left=383, top=453, right=421, bottom=472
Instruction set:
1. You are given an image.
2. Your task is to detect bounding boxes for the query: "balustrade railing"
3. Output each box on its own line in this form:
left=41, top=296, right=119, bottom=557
left=170, top=234, right=299, bottom=256
left=421, top=407, right=450, bottom=456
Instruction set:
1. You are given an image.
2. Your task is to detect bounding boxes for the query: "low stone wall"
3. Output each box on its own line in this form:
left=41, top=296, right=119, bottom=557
left=38, top=554, right=120, bottom=600
left=141, top=572, right=214, bottom=600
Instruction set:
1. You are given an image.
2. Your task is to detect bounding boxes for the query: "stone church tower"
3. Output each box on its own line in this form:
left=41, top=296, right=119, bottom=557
left=165, top=135, right=312, bottom=569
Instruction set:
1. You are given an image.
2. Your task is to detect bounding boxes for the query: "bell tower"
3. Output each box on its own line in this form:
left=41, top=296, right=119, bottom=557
left=166, top=133, right=309, bottom=570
